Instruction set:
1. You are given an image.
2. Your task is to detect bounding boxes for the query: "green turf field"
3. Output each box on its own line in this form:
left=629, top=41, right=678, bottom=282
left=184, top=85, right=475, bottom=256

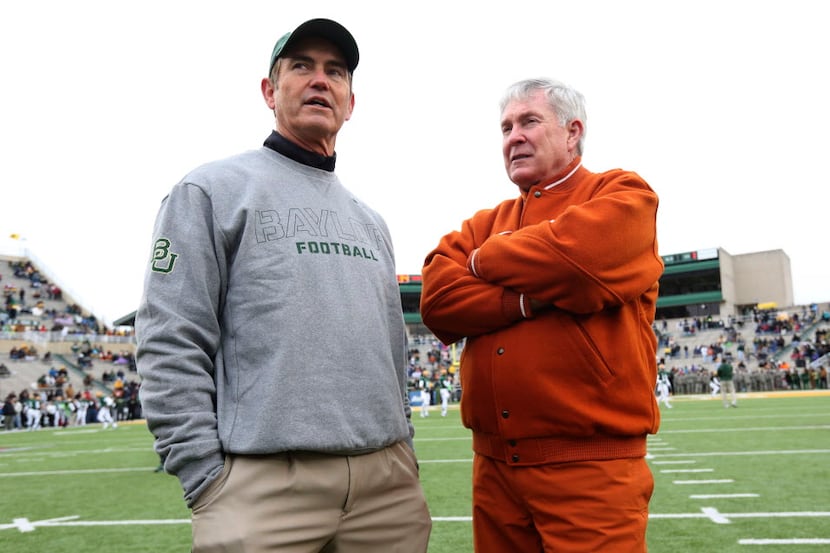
left=1, top=392, right=828, bottom=551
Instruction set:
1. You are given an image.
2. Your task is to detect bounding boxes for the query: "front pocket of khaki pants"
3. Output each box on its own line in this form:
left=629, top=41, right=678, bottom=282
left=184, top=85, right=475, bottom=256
left=191, top=457, right=233, bottom=514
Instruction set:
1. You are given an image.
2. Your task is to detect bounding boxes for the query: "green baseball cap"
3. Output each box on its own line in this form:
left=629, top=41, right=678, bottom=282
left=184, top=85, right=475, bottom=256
left=269, top=18, right=359, bottom=76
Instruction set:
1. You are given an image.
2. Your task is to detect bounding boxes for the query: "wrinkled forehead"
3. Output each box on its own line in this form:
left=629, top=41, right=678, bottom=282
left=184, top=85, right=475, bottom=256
left=501, top=92, right=554, bottom=123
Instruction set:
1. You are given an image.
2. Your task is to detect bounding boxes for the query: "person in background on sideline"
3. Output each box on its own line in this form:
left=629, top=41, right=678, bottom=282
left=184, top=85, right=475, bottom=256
left=25, top=394, right=42, bottom=430
left=717, top=356, right=738, bottom=407
left=97, top=394, right=117, bottom=429
left=2, top=393, right=16, bottom=431
left=439, top=372, right=453, bottom=417
left=710, top=372, right=721, bottom=397
left=136, top=18, right=431, bottom=553
left=657, top=366, right=672, bottom=409
left=420, top=77, right=663, bottom=552
left=419, top=371, right=432, bottom=417
left=73, top=393, right=89, bottom=426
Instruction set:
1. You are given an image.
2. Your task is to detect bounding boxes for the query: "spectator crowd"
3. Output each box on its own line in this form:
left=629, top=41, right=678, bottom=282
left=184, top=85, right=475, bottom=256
left=2, top=259, right=133, bottom=339
left=1, top=337, right=141, bottom=432
left=4, top=258, right=830, bottom=431
left=654, top=307, right=830, bottom=397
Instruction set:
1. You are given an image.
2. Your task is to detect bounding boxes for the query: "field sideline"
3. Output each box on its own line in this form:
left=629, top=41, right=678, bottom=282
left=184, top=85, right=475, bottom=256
left=1, top=391, right=828, bottom=552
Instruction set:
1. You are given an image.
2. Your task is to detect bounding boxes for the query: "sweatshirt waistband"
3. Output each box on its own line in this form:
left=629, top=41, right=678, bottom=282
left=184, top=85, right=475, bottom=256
left=472, top=432, right=647, bottom=466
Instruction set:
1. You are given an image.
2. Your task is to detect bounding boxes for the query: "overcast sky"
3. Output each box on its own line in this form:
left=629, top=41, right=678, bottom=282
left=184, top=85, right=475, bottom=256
left=2, top=0, right=828, bottom=326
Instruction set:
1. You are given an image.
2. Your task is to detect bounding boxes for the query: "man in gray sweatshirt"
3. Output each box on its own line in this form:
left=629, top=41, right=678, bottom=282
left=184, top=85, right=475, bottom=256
left=136, top=18, right=431, bottom=552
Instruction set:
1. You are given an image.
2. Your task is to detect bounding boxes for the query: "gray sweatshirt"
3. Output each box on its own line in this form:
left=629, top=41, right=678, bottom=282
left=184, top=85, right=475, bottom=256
left=135, top=146, right=412, bottom=506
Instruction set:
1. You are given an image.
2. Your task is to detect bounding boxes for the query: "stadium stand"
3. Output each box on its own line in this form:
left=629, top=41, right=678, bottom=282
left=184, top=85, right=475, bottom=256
left=2, top=255, right=138, bottom=428
left=3, top=253, right=829, bottom=428
left=653, top=307, right=830, bottom=394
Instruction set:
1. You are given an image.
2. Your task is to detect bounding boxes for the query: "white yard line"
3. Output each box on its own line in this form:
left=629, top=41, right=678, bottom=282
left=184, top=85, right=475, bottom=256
left=739, top=538, right=830, bottom=544
left=4, top=509, right=829, bottom=533
left=690, top=494, right=759, bottom=499
left=652, top=449, right=830, bottom=458
left=0, top=467, right=152, bottom=478
left=658, top=425, right=830, bottom=434
left=673, top=479, right=734, bottom=484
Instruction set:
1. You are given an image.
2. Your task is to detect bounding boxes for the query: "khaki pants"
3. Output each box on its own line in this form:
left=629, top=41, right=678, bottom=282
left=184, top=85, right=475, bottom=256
left=472, top=455, right=653, bottom=553
left=191, top=442, right=431, bottom=552
left=721, top=379, right=737, bottom=406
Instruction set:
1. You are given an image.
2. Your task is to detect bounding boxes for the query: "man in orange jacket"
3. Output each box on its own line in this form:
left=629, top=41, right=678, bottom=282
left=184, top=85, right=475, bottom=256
left=420, top=78, right=664, bottom=552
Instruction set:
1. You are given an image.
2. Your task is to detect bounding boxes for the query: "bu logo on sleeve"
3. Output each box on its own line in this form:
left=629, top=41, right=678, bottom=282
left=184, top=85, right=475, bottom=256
left=151, top=238, right=178, bottom=274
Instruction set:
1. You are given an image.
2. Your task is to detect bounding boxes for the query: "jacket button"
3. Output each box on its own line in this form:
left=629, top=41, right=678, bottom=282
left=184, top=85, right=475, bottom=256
left=497, top=348, right=504, bottom=355
left=501, top=410, right=510, bottom=419
left=511, top=454, right=520, bottom=462
left=534, top=191, right=542, bottom=198
left=508, top=440, right=517, bottom=446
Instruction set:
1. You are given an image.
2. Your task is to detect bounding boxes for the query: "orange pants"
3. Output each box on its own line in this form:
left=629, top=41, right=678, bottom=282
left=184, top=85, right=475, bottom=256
left=472, top=455, right=653, bottom=552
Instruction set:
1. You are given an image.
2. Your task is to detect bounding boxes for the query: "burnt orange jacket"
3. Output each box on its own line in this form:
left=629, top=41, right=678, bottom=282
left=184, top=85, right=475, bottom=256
left=420, top=158, right=663, bottom=465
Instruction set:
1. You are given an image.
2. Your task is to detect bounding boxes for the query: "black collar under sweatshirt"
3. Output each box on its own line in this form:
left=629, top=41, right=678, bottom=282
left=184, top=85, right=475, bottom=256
left=263, top=131, right=336, bottom=172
